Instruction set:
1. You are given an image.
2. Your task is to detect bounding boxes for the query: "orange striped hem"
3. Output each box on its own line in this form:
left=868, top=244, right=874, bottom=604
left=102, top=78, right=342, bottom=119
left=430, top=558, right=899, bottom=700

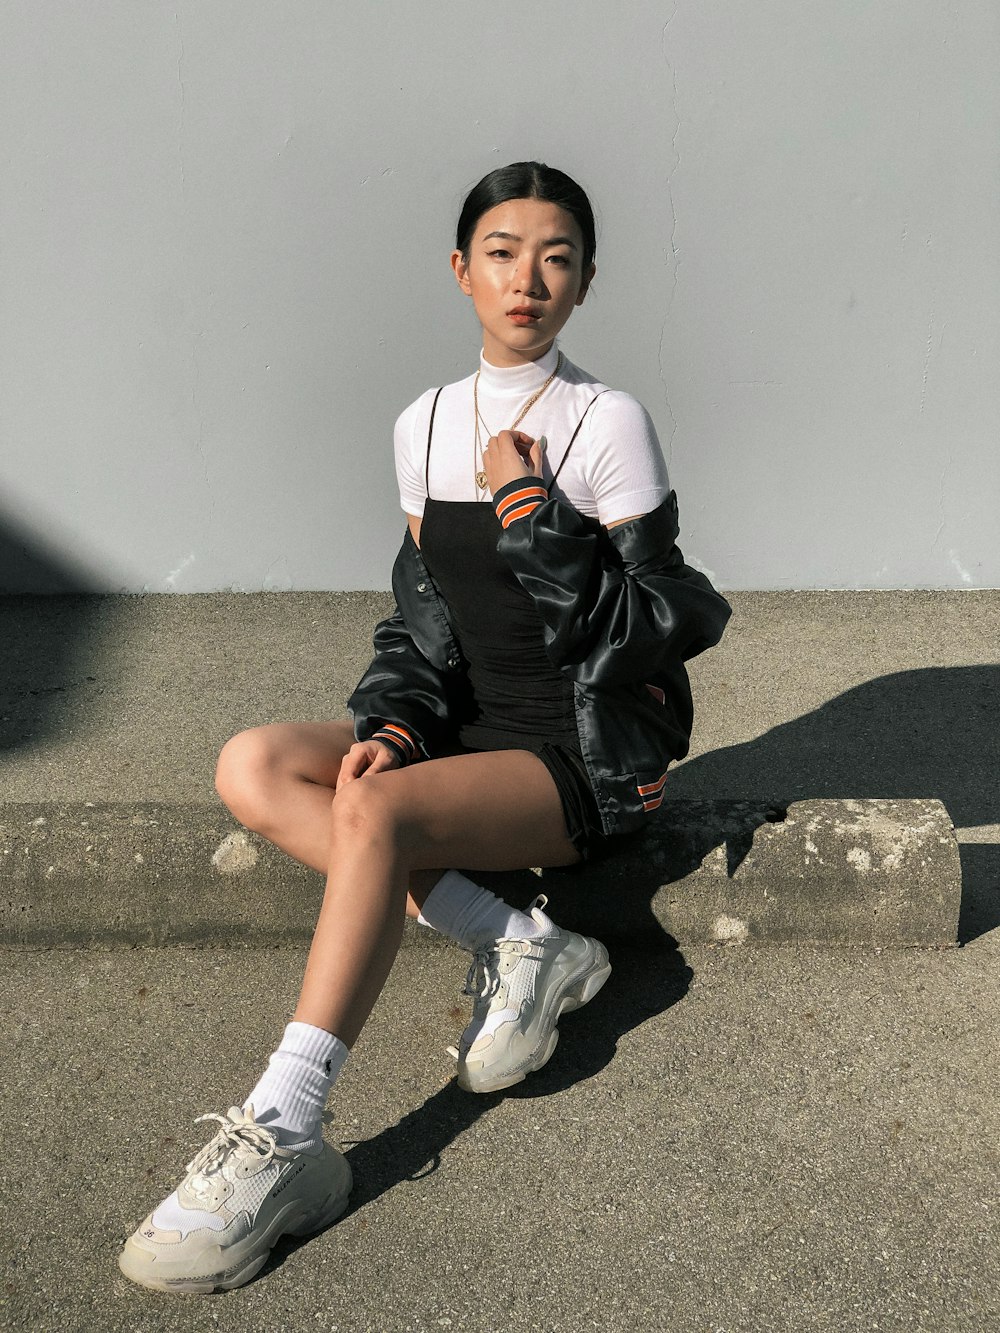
left=638, top=769, right=669, bottom=813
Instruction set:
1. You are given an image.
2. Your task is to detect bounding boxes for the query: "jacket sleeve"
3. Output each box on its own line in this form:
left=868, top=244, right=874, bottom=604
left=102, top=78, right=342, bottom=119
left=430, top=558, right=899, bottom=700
left=346, top=532, right=467, bottom=758
left=493, top=480, right=731, bottom=688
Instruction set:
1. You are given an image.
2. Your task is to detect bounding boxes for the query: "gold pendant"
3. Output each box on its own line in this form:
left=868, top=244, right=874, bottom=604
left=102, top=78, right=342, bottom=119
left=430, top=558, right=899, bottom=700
left=475, top=470, right=488, bottom=491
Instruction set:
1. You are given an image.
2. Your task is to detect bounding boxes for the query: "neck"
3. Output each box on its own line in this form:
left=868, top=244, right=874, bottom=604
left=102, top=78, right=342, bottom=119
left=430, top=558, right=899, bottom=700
left=480, top=335, right=556, bottom=369
left=477, top=343, right=560, bottom=394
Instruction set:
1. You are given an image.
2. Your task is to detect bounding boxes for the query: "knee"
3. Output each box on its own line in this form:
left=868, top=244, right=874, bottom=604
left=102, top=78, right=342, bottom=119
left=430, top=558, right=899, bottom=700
left=329, top=774, right=408, bottom=852
left=215, top=727, right=284, bottom=829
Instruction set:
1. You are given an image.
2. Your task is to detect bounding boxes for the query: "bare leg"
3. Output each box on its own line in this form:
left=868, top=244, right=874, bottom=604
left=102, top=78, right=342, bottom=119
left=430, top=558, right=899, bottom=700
left=216, top=725, right=579, bottom=1047
left=293, top=750, right=579, bottom=1045
left=120, top=737, right=580, bottom=1292
left=215, top=721, right=442, bottom=915
left=216, top=720, right=356, bottom=872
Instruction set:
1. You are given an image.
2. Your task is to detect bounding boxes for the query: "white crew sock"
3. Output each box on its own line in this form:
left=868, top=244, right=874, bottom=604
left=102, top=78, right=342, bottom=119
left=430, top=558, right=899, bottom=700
left=243, top=1021, right=349, bottom=1155
left=417, top=870, right=557, bottom=951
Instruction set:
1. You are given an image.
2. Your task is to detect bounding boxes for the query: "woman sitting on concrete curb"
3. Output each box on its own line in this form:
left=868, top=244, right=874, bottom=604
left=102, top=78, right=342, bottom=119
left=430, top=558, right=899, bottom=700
left=119, top=160, right=731, bottom=1293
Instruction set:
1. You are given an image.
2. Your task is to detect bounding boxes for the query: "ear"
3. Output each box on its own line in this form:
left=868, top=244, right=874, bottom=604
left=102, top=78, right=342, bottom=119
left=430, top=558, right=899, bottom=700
left=451, top=249, right=472, bottom=295
left=575, top=262, right=597, bottom=306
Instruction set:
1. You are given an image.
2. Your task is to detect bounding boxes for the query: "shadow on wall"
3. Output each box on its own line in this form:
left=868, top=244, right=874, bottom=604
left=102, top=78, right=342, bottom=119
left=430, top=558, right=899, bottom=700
left=668, top=665, right=1000, bottom=943
left=0, top=509, right=117, bottom=754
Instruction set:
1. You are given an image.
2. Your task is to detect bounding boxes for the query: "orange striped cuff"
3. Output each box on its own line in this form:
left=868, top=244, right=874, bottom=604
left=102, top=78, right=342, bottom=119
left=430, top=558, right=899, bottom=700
left=372, top=723, right=418, bottom=765
left=493, top=478, right=548, bottom=529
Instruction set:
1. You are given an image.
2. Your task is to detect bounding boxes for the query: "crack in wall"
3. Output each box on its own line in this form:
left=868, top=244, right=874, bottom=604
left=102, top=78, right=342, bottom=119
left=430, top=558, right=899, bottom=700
left=919, top=305, right=934, bottom=417
left=931, top=462, right=946, bottom=551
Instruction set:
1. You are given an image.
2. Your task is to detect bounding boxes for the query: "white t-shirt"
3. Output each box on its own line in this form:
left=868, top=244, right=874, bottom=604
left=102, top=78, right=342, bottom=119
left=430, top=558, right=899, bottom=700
left=394, top=343, right=670, bottom=527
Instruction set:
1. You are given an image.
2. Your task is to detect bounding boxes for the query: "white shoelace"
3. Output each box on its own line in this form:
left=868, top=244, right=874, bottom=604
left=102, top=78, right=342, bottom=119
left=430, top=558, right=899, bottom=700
left=185, top=1108, right=291, bottom=1178
left=462, top=948, right=502, bottom=1002
left=447, top=938, right=555, bottom=1062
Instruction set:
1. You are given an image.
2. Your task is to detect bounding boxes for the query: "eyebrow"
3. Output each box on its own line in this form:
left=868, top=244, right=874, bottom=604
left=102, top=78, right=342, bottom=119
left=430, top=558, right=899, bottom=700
left=481, top=230, right=578, bottom=250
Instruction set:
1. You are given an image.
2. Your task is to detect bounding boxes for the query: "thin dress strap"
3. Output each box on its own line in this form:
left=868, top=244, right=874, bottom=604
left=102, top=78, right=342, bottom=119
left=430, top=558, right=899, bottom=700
left=549, top=391, right=609, bottom=488
left=424, top=387, right=443, bottom=497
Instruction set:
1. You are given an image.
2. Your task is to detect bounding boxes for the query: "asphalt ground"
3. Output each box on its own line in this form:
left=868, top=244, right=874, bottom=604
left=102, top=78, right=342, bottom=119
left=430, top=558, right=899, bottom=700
left=2, top=933, right=998, bottom=1333
left=1, top=590, right=998, bottom=1330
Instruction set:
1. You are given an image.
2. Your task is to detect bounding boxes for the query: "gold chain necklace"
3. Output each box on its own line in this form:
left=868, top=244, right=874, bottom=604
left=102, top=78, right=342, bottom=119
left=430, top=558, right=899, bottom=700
left=473, top=351, right=562, bottom=494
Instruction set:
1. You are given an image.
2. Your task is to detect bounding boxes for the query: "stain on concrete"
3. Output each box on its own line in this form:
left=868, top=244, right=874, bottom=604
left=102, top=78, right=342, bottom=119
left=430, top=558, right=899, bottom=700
left=211, top=831, right=259, bottom=875
left=712, top=915, right=749, bottom=945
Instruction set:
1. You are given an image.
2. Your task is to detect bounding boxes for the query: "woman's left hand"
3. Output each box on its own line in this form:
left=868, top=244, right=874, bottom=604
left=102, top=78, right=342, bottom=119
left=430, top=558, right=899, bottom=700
left=482, top=429, right=544, bottom=495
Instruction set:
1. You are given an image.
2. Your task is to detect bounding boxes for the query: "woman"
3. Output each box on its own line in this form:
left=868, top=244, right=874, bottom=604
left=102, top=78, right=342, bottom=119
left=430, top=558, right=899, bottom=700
left=119, top=161, right=730, bottom=1293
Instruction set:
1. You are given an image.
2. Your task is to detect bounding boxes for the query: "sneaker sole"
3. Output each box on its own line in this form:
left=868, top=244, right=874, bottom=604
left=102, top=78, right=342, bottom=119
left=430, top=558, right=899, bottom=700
left=118, top=1157, right=352, bottom=1294
left=457, top=941, right=612, bottom=1094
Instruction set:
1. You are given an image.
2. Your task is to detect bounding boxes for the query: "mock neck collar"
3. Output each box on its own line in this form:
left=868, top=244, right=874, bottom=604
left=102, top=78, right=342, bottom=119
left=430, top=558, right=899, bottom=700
left=476, top=342, right=561, bottom=397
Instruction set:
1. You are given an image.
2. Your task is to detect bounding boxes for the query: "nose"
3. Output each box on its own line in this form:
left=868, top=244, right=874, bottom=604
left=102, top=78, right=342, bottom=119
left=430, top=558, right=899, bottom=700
left=512, top=256, right=543, bottom=297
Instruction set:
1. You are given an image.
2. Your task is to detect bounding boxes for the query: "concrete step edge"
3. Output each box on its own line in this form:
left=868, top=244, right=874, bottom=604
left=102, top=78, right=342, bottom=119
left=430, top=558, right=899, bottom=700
left=0, top=798, right=961, bottom=949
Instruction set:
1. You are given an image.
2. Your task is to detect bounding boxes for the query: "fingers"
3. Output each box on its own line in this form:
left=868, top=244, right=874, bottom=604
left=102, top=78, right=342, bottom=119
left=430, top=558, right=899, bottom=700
left=503, top=429, right=537, bottom=462
left=336, top=746, right=366, bottom=791
left=485, top=429, right=533, bottom=458
left=483, top=429, right=544, bottom=491
left=336, top=740, right=401, bottom=792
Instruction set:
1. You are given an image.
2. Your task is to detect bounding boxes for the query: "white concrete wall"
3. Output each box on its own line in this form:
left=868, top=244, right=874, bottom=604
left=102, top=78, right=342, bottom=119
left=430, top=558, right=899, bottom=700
left=2, top=1, right=997, bottom=591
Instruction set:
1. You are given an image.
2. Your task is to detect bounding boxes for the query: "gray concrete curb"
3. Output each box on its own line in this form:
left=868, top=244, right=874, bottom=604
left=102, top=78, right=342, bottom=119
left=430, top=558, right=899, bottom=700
left=0, top=797, right=960, bottom=948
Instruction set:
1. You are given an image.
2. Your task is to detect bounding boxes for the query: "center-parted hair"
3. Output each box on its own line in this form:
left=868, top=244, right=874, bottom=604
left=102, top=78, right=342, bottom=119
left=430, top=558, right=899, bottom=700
left=456, top=161, right=597, bottom=272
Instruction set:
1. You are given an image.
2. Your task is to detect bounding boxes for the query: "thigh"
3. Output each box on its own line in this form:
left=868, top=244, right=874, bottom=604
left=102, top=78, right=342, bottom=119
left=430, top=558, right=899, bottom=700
left=250, top=718, right=356, bottom=788
left=356, top=749, right=583, bottom=872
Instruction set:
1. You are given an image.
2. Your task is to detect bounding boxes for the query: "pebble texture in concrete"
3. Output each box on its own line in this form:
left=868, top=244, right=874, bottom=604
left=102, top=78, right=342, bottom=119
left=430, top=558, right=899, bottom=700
left=2, top=591, right=997, bottom=944
left=0, top=797, right=961, bottom=948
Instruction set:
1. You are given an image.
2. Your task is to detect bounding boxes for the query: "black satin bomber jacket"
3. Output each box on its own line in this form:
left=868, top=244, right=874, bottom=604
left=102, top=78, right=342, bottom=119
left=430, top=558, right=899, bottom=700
left=347, top=490, right=731, bottom=837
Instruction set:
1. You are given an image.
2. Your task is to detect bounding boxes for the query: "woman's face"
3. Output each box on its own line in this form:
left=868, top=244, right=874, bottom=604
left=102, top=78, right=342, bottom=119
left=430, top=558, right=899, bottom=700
left=451, top=197, right=595, bottom=367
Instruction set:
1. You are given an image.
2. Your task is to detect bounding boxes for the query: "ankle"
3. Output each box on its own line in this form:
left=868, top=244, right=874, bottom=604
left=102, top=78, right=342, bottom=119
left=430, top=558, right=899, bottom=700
left=244, top=1022, right=349, bottom=1154
left=418, top=871, right=558, bottom=951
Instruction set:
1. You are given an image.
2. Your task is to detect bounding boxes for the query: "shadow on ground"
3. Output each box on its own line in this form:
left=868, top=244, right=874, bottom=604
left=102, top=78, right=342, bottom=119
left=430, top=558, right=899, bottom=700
left=485, top=667, right=999, bottom=948
left=259, top=939, right=691, bottom=1280
left=670, top=665, right=1000, bottom=943
left=258, top=668, right=1000, bottom=1278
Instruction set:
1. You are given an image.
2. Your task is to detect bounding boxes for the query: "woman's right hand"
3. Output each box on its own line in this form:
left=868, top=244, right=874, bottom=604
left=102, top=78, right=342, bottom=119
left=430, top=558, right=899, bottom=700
left=336, top=740, right=402, bottom=791
left=482, top=429, right=544, bottom=494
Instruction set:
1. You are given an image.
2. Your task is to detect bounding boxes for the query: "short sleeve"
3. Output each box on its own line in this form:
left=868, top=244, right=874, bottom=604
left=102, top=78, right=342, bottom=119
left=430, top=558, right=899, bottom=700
left=394, top=390, right=436, bottom=518
left=583, top=391, right=671, bottom=527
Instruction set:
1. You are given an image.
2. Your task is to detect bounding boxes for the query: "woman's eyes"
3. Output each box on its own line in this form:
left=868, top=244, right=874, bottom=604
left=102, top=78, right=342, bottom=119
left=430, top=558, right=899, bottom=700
left=486, top=249, right=571, bottom=266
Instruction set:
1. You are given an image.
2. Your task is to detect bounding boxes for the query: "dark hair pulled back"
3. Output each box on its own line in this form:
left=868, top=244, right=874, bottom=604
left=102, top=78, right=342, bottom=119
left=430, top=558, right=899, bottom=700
left=456, top=161, right=596, bottom=272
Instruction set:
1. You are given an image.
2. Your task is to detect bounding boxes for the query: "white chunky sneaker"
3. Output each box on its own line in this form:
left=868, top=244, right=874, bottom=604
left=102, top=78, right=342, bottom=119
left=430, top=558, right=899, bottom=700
left=118, top=1105, right=352, bottom=1293
left=453, top=895, right=612, bottom=1094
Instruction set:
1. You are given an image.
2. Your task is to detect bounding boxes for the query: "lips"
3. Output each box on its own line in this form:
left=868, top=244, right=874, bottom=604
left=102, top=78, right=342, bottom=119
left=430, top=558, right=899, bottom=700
left=507, top=307, right=542, bottom=324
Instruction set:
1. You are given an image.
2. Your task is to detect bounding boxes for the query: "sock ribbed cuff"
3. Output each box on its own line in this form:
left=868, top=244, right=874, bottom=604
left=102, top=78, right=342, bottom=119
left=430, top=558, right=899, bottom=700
left=417, top=870, right=556, bottom=950
left=244, top=1022, right=350, bottom=1153
left=280, top=1021, right=350, bottom=1079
